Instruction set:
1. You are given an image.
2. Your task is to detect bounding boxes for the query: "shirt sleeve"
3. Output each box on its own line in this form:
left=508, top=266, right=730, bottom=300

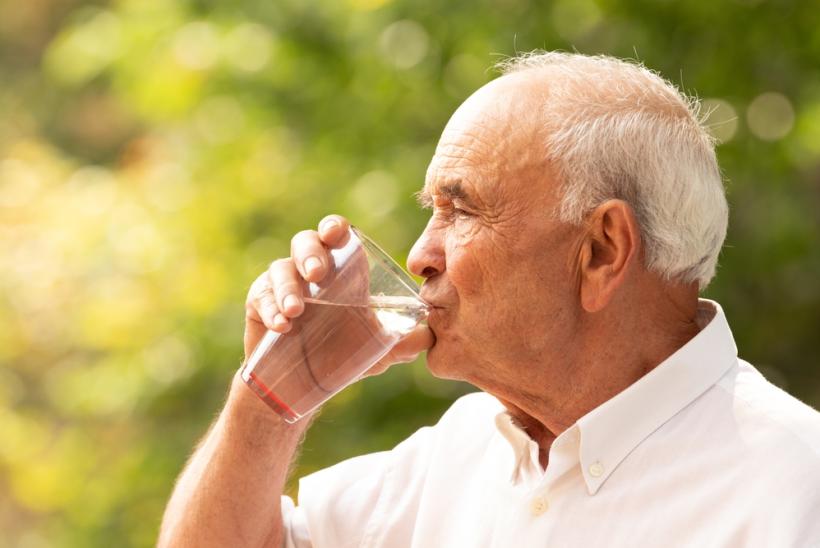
left=760, top=469, right=820, bottom=547
left=279, top=393, right=497, bottom=548
left=281, top=495, right=312, bottom=548
left=279, top=426, right=435, bottom=548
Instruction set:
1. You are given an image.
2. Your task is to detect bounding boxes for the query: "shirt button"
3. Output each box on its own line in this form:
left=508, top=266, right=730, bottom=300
left=530, top=496, right=549, bottom=516
left=589, top=462, right=604, bottom=478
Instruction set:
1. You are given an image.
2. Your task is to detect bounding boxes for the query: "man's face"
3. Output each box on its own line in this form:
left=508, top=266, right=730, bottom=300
left=408, top=75, right=585, bottom=397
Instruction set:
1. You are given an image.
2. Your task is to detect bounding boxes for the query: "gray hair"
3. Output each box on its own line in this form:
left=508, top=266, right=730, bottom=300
left=497, top=52, right=728, bottom=289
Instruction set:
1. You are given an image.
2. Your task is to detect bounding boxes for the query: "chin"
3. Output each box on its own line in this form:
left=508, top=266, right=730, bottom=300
left=424, top=343, right=469, bottom=382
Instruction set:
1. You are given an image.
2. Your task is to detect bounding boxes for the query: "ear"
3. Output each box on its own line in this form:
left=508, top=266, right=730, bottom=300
left=578, top=200, right=641, bottom=313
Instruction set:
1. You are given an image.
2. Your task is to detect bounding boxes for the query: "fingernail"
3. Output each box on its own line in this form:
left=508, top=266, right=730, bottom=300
left=283, top=294, right=301, bottom=311
left=320, top=219, right=339, bottom=233
left=304, top=256, right=322, bottom=276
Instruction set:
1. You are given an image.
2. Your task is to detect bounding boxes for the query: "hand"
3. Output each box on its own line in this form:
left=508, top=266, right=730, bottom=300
left=243, top=215, right=434, bottom=376
left=362, top=323, right=435, bottom=377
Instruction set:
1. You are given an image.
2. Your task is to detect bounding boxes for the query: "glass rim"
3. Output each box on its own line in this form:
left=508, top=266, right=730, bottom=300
left=350, top=226, right=429, bottom=307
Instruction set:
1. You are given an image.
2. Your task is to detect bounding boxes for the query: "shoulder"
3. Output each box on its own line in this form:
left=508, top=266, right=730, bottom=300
left=302, top=391, right=502, bottom=486
left=724, top=362, right=820, bottom=539
left=387, top=391, right=504, bottom=462
left=295, top=391, right=504, bottom=547
left=724, top=359, right=820, bottom=458
left=436, top=391, right=506, bottom=428
left=710, top=359, right=820, bottom=504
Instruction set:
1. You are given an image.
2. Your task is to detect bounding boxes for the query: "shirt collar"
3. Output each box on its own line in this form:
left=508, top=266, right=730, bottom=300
left=495, top=412, right=542, bottom=484
left=576, top=299, right=737, bottom=494
left=494, top=299, right=738, bottom=494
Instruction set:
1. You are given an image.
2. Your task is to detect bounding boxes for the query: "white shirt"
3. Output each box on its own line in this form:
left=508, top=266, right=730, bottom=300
left=281, top=300, right=820, bottom=547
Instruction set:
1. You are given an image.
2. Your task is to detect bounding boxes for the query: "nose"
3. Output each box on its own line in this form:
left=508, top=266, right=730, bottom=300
left=407, top=218, right=445, bottom=279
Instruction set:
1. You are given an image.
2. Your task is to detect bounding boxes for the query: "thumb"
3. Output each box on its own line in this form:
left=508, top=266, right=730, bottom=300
left=364, top=324, right=435, bottom=377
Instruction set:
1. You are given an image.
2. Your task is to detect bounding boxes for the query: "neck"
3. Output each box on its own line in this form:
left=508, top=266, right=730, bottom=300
left=496, top=279, right=701, bottom=468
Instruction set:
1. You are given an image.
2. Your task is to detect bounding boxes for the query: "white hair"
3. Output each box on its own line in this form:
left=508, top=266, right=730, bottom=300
left=497, top=52, right=728, bottom=290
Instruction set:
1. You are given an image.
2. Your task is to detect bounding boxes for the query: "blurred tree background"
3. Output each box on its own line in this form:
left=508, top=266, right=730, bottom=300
left=1, top=0, right=818, bottom=545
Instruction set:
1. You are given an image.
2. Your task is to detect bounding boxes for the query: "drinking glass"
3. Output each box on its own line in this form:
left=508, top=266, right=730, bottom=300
left=241, top=226, right=429, bottom=423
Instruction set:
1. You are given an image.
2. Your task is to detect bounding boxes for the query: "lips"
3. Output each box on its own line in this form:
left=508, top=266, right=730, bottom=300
left=420, top=296, right=446, bottom=328
left=420, top=281, right=452, bottom=314
left=419, top=289, right=445, bottom=309
left=418, top=292, right=440, bottom=318
left=421, top=299, right=446, bottom=312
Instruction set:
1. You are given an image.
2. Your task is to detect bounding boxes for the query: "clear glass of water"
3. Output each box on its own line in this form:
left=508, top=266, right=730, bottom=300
left=241, top=226, right=429, bottom=423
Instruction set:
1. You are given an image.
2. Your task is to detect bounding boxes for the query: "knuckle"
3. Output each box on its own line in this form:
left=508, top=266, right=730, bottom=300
left=246, top=311, right=262, bottom=325
left=249, top=289, right=275, bottom=313
left=248, top=272, right=267, bottom=296
left=247, top=286, right=263, bottom=306
left=291, top=230, right=316, bottom=247
left=291, top=231, right=323, bottom=258
left=259, top=287, right=276, bottom=305
left=276, top=280, right=302, bottom=294
left=270, top=257, right=293, bottom=271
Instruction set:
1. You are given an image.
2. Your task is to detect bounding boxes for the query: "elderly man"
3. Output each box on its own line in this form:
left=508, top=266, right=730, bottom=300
left=159, top=52, right=820, bottom=547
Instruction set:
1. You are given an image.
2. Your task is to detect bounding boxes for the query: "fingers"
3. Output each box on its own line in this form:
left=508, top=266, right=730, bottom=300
left=246, top=272, right=292, bottom=333
left=317, top=215, right=351, bottom=247
left=389, top=325, right=436, bottom=362
left=246, top=214, right=351, bottom=337
left=290, top=230, right=332, bottom=283
left=364, top=325, right=436, bottom=377
left=267, top=258, right=305, bottom=331
left=289, top=215, right=350, bottom=283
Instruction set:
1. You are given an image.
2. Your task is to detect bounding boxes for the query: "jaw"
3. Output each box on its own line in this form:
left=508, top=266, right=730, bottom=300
left=423, top=336, right=463, bottom=381
left=424, top=332, right=504, bottom=388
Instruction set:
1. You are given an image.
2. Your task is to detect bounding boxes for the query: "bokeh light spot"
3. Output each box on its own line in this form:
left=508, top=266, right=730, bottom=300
left=224, top=23, right=273, bottom=73
left=114, top=222, right=169, bottom=273
left=142, top=162, right=195, bottom=212
left=0, top=410, right=49, bottom=465
left=379, top=20, right=429, bottom=69
left=142, top=334, right=194, bottom=385
left=0, top=158, right=42, bottom=208
left=746, top=92, right=795, bottom=141
left=700, top=98, right=739, bottom=144
left=172, top=21, right=220, bottom=71
left=44, top=10, right=122, bottom=86
left=66, top=166, right=119, bottom=216
left=349, top=170, right=399, bottom=217
left=193, top=96, right=246, bottom=144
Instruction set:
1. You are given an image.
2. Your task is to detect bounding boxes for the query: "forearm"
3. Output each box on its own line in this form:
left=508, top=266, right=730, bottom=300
left=159, top=371, right=313, bottom=548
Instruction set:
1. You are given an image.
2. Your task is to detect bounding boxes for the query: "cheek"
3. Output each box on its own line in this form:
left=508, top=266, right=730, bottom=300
left=454, top=233, right=574, bottom=331
left=447, top=238, right=525, bottom=337
left=445, top=237, right=497, bottom=299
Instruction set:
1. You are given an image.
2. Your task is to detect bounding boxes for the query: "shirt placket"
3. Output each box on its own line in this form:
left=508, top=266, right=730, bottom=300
left=521, top=426, right=581, bottom=529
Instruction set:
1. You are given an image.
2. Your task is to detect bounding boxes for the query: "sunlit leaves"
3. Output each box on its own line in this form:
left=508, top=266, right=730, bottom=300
left=1, top=0, right=820, bottom=546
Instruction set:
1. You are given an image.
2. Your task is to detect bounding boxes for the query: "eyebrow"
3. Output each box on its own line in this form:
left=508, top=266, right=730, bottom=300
left=415, top=181, right=474, bottom=209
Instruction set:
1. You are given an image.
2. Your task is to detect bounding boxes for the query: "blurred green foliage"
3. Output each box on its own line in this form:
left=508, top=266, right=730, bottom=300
left=1, top=0, right=819, bottom=545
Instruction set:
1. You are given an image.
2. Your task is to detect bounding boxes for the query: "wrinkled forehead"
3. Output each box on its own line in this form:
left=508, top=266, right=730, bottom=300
left=424, top=74, right=551, bottom=195
left=438, top=73, right=542, bottom=146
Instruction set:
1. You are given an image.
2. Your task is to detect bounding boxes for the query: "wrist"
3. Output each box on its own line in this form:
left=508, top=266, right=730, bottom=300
left=224, top=369, right=315, bottom=441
